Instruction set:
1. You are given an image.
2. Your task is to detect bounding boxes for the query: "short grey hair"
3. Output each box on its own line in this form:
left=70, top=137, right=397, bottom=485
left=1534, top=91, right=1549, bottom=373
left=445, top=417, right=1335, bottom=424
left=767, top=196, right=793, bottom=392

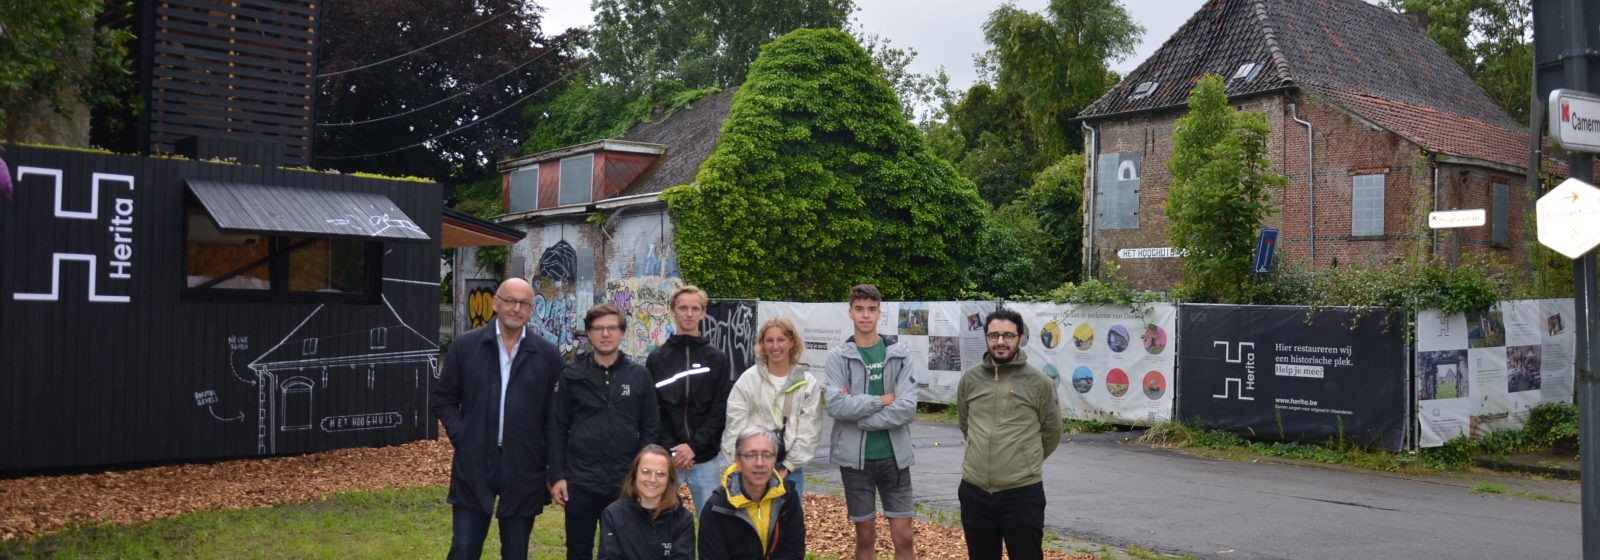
left=735, top=426, right=780, bottom=454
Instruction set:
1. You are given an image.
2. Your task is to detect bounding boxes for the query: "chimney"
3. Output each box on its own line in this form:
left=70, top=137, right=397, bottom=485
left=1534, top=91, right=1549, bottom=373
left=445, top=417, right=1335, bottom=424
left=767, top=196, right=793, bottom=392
left=1403, top=10, right=1431, bottom=31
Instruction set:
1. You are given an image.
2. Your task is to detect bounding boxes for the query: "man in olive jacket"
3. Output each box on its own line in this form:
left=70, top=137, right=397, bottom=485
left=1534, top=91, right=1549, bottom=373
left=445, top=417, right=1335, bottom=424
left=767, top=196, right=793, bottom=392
left=432, top=278, right=563, bottom=560
left=956, top=307, right=1061, bottom=560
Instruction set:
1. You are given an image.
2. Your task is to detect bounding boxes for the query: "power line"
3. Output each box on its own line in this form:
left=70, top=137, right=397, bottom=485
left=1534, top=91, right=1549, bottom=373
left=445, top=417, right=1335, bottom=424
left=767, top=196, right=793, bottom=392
left=316, top=8, right=516, bottom=79
left=315, top=4, right=683, bottom=161
left=315, top=60, right=591, bottom=161
left=317, top=35, right=578, bottom=128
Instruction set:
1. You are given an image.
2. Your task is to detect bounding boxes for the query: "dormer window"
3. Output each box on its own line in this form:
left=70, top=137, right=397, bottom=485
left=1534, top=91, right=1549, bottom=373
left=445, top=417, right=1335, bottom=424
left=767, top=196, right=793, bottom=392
left=1129, top=82, right=1159, bottom=100
left=1231, top=62, right=1262, bottom=82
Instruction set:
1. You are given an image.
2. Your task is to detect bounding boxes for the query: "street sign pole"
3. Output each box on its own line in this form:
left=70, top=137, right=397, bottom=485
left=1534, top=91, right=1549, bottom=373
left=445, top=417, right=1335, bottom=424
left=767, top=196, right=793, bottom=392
left=1557, top=1, right=1599, bottom=556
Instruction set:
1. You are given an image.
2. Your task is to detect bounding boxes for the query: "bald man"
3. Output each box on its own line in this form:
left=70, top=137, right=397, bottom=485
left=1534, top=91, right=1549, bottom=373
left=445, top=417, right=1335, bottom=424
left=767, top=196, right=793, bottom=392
left=434, top=278, right=564, bottom=560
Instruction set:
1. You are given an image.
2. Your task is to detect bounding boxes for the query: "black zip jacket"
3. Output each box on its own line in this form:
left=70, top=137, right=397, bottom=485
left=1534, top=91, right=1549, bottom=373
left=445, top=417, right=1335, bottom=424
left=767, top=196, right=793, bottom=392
left=597, top=499, right=695, bottom=559
left=698, top=477, right=804, bottom=560
left=645, top=334, right=733, bottom=463
left=549, top=352, right=661, bottom=496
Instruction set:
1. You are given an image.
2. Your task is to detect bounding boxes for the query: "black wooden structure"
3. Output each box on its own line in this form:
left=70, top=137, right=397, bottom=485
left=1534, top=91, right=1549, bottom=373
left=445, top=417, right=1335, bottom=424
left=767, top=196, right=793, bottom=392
left=138, top=0, right=318, bottom=166
left=0, top=145, right=441, bottom=471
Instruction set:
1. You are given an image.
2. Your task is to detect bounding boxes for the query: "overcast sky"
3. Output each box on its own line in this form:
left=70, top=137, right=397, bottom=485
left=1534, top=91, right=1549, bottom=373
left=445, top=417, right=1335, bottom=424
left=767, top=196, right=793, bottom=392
left=535, top=0, right=1209, bottom=92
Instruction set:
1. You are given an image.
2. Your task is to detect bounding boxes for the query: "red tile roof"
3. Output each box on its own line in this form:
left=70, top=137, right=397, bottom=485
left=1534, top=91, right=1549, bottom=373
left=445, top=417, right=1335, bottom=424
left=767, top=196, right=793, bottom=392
left=1315, top=88, right=1531, bottom=170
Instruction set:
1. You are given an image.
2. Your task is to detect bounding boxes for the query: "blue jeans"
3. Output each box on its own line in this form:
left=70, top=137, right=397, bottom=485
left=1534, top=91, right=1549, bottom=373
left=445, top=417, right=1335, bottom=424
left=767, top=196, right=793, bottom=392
left=681, top=455, right=724, bottom=514
left=784, top=468, right=805, bottom=499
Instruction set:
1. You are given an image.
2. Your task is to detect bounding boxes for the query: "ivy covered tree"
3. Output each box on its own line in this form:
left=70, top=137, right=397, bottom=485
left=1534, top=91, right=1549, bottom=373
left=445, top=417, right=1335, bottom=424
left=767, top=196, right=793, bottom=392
left=1165, top=75, right=1285, bottom=303
left=662, top=28, right=985, bottom=301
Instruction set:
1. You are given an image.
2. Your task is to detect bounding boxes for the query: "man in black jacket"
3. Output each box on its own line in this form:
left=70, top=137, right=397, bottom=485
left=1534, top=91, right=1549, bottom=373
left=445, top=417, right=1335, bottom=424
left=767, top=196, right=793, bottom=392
left=646, top=285, right=734, bottom=513
left=699, top=426, right=805, bottom=559
left=550, top=303, right=660, bottom=559
left=433, top=278, right=562, bottom=560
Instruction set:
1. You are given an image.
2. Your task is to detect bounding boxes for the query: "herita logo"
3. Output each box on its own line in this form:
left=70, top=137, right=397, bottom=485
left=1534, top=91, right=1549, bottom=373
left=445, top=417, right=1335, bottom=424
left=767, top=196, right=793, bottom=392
left=10, top=166, right=136, bottom=303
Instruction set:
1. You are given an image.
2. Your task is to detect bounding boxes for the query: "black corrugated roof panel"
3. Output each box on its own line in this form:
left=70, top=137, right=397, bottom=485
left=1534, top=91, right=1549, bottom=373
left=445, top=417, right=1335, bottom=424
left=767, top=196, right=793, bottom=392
left=188, top=180, right=431, bottom=242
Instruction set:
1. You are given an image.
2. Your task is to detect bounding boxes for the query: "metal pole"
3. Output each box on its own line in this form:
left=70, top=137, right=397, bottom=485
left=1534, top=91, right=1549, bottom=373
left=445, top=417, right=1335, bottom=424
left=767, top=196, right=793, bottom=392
left=1561, top=2, right=1599, bottom=557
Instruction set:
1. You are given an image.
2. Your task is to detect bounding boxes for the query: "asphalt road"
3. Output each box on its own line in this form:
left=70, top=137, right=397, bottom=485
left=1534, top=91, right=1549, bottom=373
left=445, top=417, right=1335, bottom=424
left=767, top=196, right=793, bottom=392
left=806, top=418, right=1581, bottom=559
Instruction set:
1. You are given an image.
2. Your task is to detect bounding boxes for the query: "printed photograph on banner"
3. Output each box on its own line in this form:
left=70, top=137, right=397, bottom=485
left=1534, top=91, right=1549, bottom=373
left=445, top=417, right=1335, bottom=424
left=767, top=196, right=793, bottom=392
left=1107, top=324, right=1131, bottom=353
left=1041, top=364, right=1061, bottom=388
left=1467, top=307, right=1505, bottom=348
left=928, top=336, right=960, bottom=371
left=1072, top=323, right=1095, bottom=352
left=1142, top=370, right=1166, bottom=400
left=897, top=302, right=928, bottom=335
left=966, top=312, right=983, bottom=331
left=1039, top=320, right=1062, bottom=350
left=1141, top=324, right=1168, bottom=355
left=1418, top=349, right=1469, bottom=400
left=1071, top=366, right=1094, bottom=394
left=1506, top=345, right=1542, bottom=393
left=1105, top=368, right=1129, bottom=398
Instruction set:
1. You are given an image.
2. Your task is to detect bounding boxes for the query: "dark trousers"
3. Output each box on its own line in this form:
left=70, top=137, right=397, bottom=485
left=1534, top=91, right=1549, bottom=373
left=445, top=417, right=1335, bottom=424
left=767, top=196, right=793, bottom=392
left=564, top=485, right=615, bottom=559
left=958, top=479, right=1046, bottom=560
left=447, top=446, right=536, bottom=560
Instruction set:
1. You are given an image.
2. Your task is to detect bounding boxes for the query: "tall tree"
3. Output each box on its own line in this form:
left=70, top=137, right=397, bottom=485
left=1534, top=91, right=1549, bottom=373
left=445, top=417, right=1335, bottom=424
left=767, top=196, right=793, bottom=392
left=1385, top=0, right=1531, bottom=122
left=315, top=0, right=576, bottom=181
left=662, top=28, right=985, bottom=301
left=1165, top=75, right=1285, bottom=303
left=0, top=0, right=134, bottom=143
left=981, top=0, right=1140, bottom=156
left=586, top=0, right=853, bottom=95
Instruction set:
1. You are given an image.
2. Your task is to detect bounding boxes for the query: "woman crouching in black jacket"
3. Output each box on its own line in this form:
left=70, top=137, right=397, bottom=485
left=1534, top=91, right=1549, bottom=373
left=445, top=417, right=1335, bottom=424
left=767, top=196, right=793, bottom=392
left=599, top=445, right=695, bottom=559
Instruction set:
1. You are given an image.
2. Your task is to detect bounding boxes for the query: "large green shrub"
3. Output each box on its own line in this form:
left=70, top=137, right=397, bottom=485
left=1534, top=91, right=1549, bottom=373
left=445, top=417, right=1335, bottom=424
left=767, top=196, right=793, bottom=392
left=663, top=29, right=985, bottom=300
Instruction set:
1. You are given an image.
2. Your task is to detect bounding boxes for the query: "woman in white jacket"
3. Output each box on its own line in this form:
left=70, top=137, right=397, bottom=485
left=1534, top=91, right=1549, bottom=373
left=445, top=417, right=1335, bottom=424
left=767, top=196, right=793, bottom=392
left=722, top=316, right=824, bottom=498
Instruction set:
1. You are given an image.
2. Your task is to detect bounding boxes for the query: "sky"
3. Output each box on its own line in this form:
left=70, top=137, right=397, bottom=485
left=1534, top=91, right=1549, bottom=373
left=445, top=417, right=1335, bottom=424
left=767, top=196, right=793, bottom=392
left=534, top=0, right=1209, bottom=93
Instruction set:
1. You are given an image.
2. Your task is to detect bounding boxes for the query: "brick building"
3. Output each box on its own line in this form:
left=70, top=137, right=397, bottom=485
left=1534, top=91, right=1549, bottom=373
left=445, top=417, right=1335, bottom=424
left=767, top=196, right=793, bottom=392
left=492, top=89, right=734, bottom=355
left=1075, top=0, right=1535, bottom=290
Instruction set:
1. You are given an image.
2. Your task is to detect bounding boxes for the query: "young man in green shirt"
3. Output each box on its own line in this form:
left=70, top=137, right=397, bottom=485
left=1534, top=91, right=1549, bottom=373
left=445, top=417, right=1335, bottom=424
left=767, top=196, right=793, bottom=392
left=823, top=284, right=919, bottom=560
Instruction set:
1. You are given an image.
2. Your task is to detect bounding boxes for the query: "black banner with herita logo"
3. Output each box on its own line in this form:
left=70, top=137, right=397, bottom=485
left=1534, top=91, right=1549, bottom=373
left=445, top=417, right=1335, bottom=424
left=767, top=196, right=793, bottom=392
left=1176, top=304, right=1409, bottom=450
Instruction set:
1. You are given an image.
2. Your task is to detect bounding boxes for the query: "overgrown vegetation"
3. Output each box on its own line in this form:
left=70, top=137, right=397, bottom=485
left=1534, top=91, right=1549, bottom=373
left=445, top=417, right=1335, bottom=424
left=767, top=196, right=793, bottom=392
left=1142, top=402, right=1580, bottom=472
left=663, top=29, right=985, bottom=301
left=0, top=0, right=135, bottom=141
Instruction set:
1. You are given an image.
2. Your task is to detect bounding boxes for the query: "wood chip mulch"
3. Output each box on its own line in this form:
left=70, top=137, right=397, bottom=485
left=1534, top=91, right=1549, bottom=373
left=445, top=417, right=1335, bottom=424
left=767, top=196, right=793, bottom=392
left=1, top=431, right=1092, bottom=559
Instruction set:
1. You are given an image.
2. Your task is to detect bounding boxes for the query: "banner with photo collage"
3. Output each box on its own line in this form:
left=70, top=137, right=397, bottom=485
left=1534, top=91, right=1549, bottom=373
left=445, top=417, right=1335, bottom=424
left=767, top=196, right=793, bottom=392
left=1415, top=299, right=1576, bottom=448
left=1004, top=303, right=1178, bottom=426
left=756, top=301, right=999, bottom=403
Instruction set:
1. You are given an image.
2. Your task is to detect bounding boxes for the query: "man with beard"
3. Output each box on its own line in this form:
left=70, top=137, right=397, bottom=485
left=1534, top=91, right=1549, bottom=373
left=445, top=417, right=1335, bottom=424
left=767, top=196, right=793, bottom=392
left=956, top=307, right=1061, bottom=560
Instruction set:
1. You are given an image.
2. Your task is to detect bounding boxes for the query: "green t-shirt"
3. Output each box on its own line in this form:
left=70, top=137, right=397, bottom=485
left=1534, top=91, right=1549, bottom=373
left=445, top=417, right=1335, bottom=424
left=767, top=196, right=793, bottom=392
left=858, top=340, right=894, bottom=461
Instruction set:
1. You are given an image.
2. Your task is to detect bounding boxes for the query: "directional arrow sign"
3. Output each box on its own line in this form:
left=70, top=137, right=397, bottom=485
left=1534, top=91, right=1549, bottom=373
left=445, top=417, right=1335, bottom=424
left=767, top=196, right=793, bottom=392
left=1536, top=177, right=1600, bottom=259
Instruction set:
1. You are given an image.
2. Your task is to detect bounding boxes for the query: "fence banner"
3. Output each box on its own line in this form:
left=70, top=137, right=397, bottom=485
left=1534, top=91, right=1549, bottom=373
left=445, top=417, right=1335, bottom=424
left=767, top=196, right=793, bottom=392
left=705, top=299, right=759, bottom=377
left=756, top=301, right=997, bottom=403
left=1177, top=304, right=1409, bottom=450
left=1415, top=299, right=1576, bottom=447
left=1005, top=303, right=1177, bottom=425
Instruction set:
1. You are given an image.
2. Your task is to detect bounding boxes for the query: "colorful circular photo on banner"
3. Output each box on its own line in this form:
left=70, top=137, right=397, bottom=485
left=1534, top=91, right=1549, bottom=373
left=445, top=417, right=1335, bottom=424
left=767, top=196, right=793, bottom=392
left=1072, top=323, right=1095, bottom=351
left=1107, top=324, right=1131, bottom=353
left=1142, top=370, right=1167, bottom=400
left=1039, top=320, right=1063, bottom=349
left=1071, top=366, right=1094, bottom=394
left=1106, top=368, right=1129, bottom=397
left=1141, top=324, right=1168, bottom=355
left=1042, top=364, right=1061, bottom=387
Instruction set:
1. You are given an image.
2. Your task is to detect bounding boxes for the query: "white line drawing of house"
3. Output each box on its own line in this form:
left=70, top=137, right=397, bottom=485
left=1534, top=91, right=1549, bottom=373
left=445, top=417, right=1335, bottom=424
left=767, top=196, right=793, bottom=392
left=244, top=295, right=439, bottom=454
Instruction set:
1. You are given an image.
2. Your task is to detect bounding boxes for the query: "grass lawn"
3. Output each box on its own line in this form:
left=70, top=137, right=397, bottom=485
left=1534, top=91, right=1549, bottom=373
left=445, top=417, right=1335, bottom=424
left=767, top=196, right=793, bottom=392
left=2, top=486, right=571, bottom=559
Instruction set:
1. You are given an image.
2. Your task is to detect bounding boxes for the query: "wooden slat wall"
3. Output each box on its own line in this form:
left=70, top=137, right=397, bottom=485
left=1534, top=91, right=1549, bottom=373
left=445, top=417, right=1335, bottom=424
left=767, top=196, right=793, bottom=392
left=0, top=145, right=441, bottom=472
left=148, top=0, right=317, bottom=166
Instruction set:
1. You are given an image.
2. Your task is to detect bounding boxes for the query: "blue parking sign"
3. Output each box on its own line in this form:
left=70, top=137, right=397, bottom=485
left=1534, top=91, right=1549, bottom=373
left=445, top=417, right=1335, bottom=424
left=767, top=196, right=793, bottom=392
left=1254, top=228, right=1279, bottom=274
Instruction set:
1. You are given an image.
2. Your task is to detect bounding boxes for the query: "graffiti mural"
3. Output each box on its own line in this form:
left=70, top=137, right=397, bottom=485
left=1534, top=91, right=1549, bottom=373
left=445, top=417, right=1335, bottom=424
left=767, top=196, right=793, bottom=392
left=705, top=299, right=758, bottom=374
left=606, top=276, right=681, bottom=358
left=532, top=240, right=585, bottom=355
left=466, top=284, right=496, bottom=329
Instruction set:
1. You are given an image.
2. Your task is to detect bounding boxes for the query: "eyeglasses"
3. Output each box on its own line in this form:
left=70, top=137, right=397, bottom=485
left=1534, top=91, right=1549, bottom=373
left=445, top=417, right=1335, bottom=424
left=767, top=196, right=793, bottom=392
left=637, top=468, right=669, bottom=480
left=738, top=451, right=777, bottom=461
left=496, top=296, right=533, bottom=310
left=986, top=332, right=1019, bottom=341
left=589, top=325, right=622, bottom=334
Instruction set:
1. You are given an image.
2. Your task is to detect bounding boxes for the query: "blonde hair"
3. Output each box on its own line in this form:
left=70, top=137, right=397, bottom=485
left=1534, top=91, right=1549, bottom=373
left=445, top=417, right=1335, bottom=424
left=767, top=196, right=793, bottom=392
left=755, top=317, right=805, bottom=365
left=669, top=285, right=708, bottom=309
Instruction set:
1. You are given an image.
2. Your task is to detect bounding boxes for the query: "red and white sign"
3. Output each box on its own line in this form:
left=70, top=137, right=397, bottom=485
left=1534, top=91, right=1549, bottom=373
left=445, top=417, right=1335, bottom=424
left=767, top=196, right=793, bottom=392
left=1428, top=209, right=1485, bottom=229
left=1536, top=178, right=1600, bottom=259
left=1549, top=89, right=1600, bottom=154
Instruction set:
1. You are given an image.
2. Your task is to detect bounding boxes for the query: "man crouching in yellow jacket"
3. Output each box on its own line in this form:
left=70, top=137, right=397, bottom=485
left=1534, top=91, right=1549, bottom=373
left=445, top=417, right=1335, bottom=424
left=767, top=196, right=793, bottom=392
left=699, top=426, right=806, bottom=559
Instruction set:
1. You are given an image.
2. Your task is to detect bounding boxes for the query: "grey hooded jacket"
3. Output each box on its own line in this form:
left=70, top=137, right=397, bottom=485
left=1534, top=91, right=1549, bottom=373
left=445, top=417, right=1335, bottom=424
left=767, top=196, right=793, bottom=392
left=823, top=337, right=917, bottom=470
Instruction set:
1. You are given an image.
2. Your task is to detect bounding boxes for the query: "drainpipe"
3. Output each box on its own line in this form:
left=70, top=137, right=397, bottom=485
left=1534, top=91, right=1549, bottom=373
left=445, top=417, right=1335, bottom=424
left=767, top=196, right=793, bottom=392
left=1432, top=163, right=1440, bottom=259
left=1082, top=121, right=1099, bottom=279
left=1290, top=102, right=1315, bottom=263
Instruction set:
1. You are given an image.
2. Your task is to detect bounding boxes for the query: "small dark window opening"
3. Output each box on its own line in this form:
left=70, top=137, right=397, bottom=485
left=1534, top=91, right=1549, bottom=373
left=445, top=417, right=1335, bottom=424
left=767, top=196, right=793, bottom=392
left=183, top=203, right=382, bottom=303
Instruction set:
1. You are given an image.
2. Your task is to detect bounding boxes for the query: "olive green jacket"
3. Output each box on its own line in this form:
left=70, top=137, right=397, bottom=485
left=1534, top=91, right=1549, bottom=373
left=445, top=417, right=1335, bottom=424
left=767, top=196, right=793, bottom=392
left=957, top=350, right=1062, bottom=492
